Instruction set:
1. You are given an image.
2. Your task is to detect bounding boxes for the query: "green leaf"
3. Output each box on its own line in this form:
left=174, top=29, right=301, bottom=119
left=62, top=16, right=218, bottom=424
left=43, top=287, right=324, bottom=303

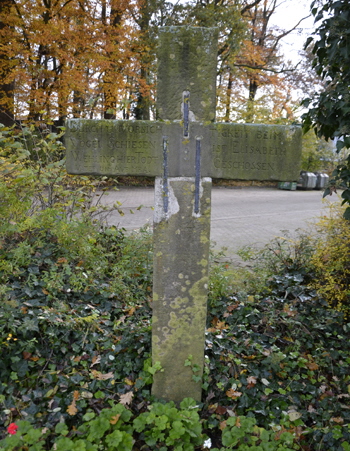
left=343, top=206, right=350, bottom=220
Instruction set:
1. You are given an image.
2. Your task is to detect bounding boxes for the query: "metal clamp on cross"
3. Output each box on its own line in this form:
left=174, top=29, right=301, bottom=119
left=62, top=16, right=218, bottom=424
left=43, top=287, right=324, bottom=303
left=65, top=26, right=302, bottom=404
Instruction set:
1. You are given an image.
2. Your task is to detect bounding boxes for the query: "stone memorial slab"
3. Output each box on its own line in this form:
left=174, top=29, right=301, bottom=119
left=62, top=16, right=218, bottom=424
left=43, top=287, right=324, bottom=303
left=65, top=25, right=302, bottom=404
left=66, top=121, right=301, bottom=180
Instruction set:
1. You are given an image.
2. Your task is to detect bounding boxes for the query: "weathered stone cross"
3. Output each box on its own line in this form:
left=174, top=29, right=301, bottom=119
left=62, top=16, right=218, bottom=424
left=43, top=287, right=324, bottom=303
left=65, top=26, right=302, bottom=404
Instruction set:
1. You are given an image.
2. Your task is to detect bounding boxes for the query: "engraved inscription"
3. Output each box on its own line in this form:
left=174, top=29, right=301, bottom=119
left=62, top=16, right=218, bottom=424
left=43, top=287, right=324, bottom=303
left=213, top=144, right=286, bottom=156
left=65, top=119, right=301, bottom=180
left=213, top=159, right=274, bottom=171
left=67, top=121, right=159, bottom=135
left=65, top=119, right=163, bottom=175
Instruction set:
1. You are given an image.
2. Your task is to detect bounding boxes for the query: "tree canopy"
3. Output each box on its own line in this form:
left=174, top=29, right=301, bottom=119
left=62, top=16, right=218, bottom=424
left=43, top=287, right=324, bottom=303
left=0, top=0, right=312, bottom=126
left=302, top=0, right=350, bottom=218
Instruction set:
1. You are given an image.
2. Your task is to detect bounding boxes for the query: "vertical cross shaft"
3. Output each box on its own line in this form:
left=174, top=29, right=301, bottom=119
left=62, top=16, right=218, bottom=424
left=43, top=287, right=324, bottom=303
left=151, top=27, right=218, bottom=403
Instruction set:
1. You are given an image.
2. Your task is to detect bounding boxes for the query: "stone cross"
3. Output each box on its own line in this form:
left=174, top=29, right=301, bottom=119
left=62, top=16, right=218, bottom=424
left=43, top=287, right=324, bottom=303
left=65, top=26, right=302, bottom=404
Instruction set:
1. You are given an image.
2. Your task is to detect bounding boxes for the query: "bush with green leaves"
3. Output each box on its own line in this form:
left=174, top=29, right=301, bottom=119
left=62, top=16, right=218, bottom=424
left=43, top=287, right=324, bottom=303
left=0, top=122, right=121, bottom=233
left=301, top=0, right=350, bottom=218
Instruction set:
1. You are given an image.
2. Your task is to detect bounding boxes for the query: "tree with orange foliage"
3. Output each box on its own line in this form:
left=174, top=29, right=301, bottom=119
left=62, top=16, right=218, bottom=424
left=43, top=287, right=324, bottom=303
left=218, top=0, right=310, bottom=124
left=0, top=0, right=140, bottom=124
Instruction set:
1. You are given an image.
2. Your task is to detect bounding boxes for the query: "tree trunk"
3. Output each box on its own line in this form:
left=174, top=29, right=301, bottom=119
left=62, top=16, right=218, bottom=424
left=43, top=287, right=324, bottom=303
left=224, top=69, right=233, bottom=122
left=0, top=0, right=15, bottom=126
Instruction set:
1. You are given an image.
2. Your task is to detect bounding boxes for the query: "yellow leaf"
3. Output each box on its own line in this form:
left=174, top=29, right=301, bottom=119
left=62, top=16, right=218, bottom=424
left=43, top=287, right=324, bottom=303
left=306, top=362, right=319, bottom=371
left=124, top=378, right=134, bottom=386
left=219, top=420, right=227, bottom=431
left=110, top=414, right=121, bottom=425
left=127, top=307, right=135, bottom=316
left=67, top=399, right=78, bottom=416
left=120, top=391, right=133, bottom=406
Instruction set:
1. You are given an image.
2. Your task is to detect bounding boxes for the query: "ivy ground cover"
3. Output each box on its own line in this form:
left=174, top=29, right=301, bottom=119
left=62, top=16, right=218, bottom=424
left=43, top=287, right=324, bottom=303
left=0, top=215, right=349, bottom=450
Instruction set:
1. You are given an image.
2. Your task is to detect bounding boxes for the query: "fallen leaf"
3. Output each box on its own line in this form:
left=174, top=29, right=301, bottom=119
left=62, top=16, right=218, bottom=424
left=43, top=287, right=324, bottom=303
left=124, top=378, right=134, bottom=386
left=92, top=371, right=114, bottom=381
left=67, top=399, right=78, bottom=416
left=90, top=355, right=101, bottom=367
left=215, top=405, right=227, bottom=415
left=22, top=351, right=32, bottom=360
left=110, top=414, right=121, bottom=425
left=80, top=391, right=93, bottom=399
left=247, top=375, right=257, bottom=388
left=127, top=307, right=135, bottom=316
left=288, top=410, right=302, bottom=421
left=331, top=417, right=344, bottom=424
left=219, top=420, right=227, bottom=431
left=306, top=362, right=319, bottom=371
left=226, top=389, right=242, bottom=399
left=120, top=391, right=133, bottom=406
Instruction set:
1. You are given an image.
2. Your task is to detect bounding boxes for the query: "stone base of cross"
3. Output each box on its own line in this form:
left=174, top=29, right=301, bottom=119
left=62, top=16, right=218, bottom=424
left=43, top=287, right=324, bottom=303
left=66, top=26, right=302, bottom=403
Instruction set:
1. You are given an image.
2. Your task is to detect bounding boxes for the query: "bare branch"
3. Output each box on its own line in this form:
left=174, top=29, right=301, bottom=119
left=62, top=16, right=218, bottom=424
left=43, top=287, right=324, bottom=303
left=241, top=0, right=263, bottom=16
left=233, top=62, right=300, bottom=74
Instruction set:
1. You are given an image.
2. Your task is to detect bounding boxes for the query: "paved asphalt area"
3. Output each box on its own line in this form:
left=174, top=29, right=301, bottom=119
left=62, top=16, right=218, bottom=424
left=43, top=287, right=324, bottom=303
left=98, top=186, right=339, bottom=265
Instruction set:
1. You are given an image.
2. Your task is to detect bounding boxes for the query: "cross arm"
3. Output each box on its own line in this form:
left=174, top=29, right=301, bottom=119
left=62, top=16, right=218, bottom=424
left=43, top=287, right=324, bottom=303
left=208, top=123, right=302, bottom=181
left=65, top=119, right=302, bottom=182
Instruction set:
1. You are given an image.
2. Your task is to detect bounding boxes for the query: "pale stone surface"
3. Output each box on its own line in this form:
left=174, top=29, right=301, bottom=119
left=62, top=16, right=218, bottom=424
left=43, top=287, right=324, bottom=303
left=65, top=119, right=163, bottom=176
left=209, top=123, right=302, bottom=181
left=152, top=178, right=211, bottom=403
left=65, top=120, right=301, bottom=181
left=151, top=26, right=217, bottom=403
left=156, top=26, right=218, bottom=122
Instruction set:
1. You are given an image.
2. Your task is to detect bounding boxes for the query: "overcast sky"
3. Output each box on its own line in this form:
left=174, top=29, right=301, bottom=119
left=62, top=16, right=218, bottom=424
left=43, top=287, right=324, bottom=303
left=270, top=0, right=315, bottom=62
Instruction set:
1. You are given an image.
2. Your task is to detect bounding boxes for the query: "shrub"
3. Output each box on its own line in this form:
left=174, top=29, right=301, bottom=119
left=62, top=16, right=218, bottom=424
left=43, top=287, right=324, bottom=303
left=310, top=203, right=350, bottom=316
left=0, top=122, right=121, bottom=234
